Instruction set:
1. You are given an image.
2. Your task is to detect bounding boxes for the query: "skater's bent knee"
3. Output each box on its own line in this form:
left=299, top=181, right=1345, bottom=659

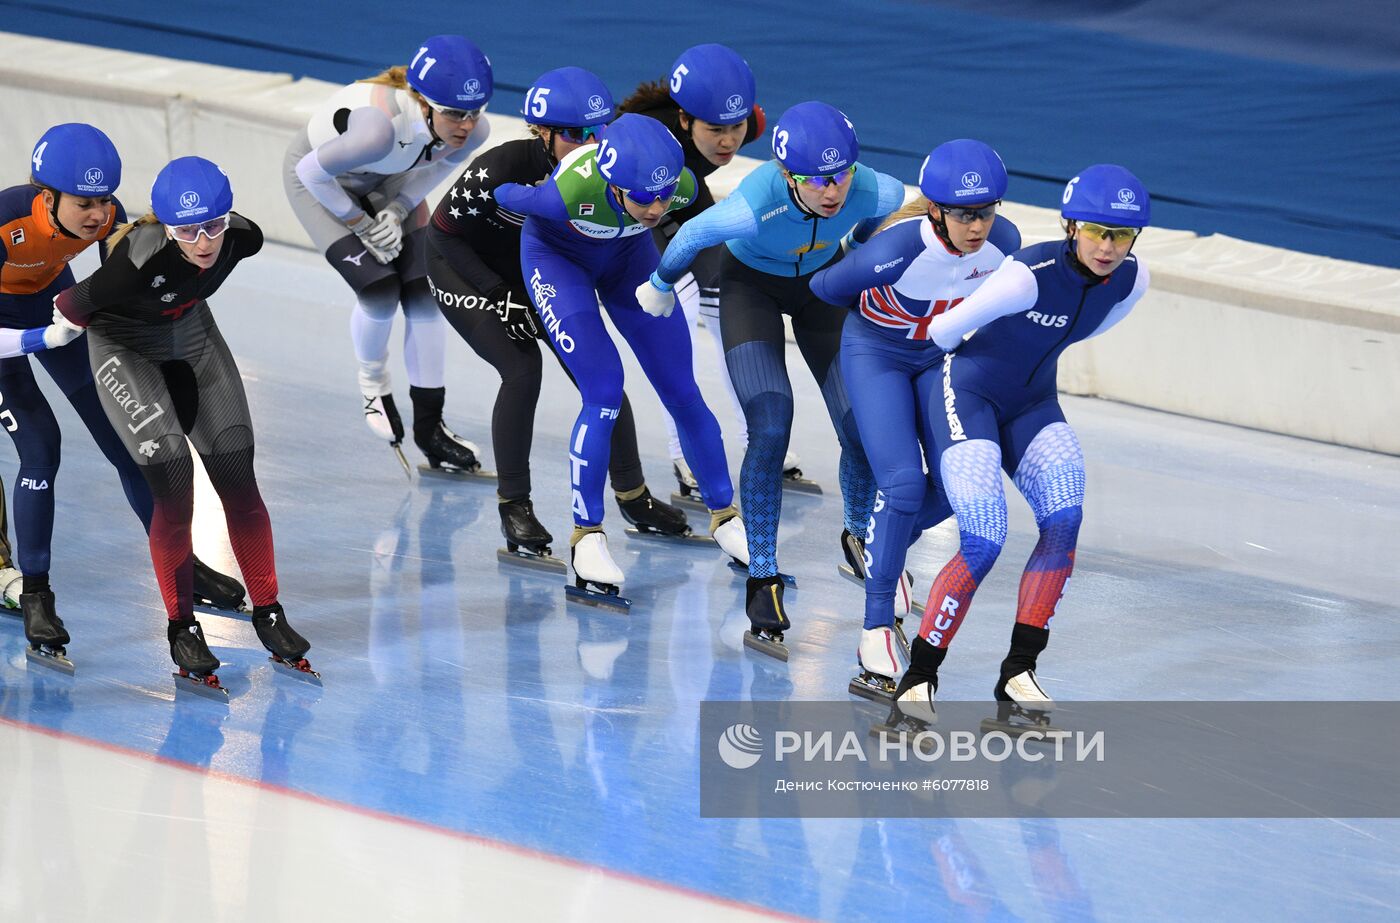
left=881, top=466, right=926, bottom=514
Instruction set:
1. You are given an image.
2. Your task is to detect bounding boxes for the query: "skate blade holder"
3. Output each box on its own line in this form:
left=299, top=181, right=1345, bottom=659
left=417, top=463, right=498, bottom=483
left=172, top=670, right=230, bottom=702
left=564, top=584, right=632, bottom=612
left=728, top=561, right=797, bottom=589
left=838, top=565, right=925, bottom=616
left=742, top=630, right=789, bottom=662
left=624, top=527, right=715, bottom=547
left=847, top=674, right=896, bottom=704
left=270, top=655, right=323, bottom=686
left=979, top=704, right=1059, bottom=740
left=868, top=716, right=940, bottom=756
left=496, top=547, right=568, bottom=575
left=781, top=470, right=823, bottom=495
left=25, top=646, right=75, bottom=676
left=391, top=443, right=413, bottom=480
left=669, top=491, right=709, bottom=513
left=192, top=600, right=251, bottom=621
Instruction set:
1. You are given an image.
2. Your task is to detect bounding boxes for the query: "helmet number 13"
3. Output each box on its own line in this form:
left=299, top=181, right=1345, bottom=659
left=773, top=129, right=789, bottom=160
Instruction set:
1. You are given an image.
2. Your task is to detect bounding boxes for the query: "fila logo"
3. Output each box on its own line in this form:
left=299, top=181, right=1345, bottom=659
left=579, top=203, right=595, bottom=216
left=597, top=407, right=620, bottom=420
left=343, top=250, right=368, bottom=267
left=9, top=228, right=23, bottom=246
left=19, top=477, right=49, bottom=490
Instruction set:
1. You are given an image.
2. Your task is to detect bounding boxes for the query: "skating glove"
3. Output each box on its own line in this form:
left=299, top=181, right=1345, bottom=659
left=635, top=273, right=675, bottom=318
left=347, top=212, right=397, bottom=265
left=366, top=201, right=410, bottom=260
left=48, top=302, right=87, bottom=345
left=490, top=285, right=538, bottom=341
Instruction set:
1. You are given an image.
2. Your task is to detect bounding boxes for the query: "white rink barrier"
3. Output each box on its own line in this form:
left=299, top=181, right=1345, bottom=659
left=4, top=32, right=1397, bottom=455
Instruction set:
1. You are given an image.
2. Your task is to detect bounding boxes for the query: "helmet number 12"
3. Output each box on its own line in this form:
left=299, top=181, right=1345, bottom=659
left=525, top=86, right=550, bottom=118
left=670, top=63, right=689, bottom=94
left=410, top=46, right=437, bottom=81
left=32, top=140, right=47, bottom=174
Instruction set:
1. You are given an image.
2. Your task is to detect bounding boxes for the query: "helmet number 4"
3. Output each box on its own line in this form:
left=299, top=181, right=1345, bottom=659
left=670, top=63, right=689, bottom=94
left=525, top=86, right=550, bottom=118
left=32, top=140, right=47, bottom=174
left=410, top=46, right=437, bottom=81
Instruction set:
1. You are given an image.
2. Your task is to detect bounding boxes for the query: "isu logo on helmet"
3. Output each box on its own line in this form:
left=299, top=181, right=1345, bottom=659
left=464, top=79, right=481, bottom=97
left=651, top=166, right=671, bottom=185
left=961, top=171, right=981, bottom=189
left=1118, top=188, right=1136, bottom=204
left=588, top=94, right=604, bottom=111
left=180, top=191, right=200, bottom=210
left=84, top=167, right=104, bottom=187
left=726, top=94, right=744, bottom=112
left=821, top=147, right=841, bottom=166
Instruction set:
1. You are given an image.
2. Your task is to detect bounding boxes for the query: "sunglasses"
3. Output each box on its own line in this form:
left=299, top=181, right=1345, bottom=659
left=619, top=182, right=678, bottom=206
left=1076, top=221, right=1141, bottom=244
left=937, top=201, right=999, bottom=224
left=789, top=165, right=856, bottom=189
left=556, top=125, right=601, bottom=144
left=168, top=213, right=230, bottom=243
left=428, top=100, right=483, bottom=122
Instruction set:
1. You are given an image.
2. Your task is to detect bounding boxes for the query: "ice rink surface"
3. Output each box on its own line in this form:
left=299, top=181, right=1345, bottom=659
left=2, top=241, right=1398, bottom=922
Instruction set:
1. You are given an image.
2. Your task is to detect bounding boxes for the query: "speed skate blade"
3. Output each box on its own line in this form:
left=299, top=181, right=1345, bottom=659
left=193, top=601, right=250, bottom=620
left=172, top=671, right=229, bottom=703
left=728, top=561, right=797, bottom=589
left=743, top=630, right=789, bottom=662
left=270, top=656, right=323, bottom=686
left=669, top=491, right=708, bottom=513
left=496, top=547, right=568, bottom=575
left=980, top=706, right=1059, bottom=740
left=391, top=444, right=412, bottom=480
left=564, top=584, right=632, bottom=612
left=624, top=527, right=713, bottom=547
left=848, top=675, right=895, bottom=704
left=838, top=563, right=863, bottom=586
left=893, top=621, right=912, bottom=660
left=26, top=647, right=75, bottom=675
left=781, top=473, right=823, bottom=495
left=417, top=463, right=497, bottom=483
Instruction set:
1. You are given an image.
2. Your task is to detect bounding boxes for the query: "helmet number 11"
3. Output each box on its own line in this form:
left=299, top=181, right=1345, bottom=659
left=410, top=46, right=437, bottom=81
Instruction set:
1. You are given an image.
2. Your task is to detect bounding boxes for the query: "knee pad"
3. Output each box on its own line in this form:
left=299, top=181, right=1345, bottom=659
left=882, top=466, right=926, bottom=515
left=355, top=277, right=402, bottom=321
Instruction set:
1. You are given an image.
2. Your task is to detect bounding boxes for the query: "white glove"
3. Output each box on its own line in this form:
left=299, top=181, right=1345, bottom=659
left=348, top=211, right=397, bottom=265
left=367, top=202, right=409, bottom=258
left=635, top=278, right=675, bottom=318
left=43, top=323, right=83, bottom=350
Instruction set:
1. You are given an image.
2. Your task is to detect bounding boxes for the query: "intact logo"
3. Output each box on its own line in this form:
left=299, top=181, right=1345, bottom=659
left=961, top=171, right=981, bottom=189
left=587, top=94, right=604, bottom=112
left=718, top=724, right=764, bottom=770
left=821, top=147, right=840, bottom=166
left=1026, top=311, right=1068, bottom=328
left=8, top=228, right=22, bottom=246
left=726, top=94, right=744, bottom=113
left=578, top=202, right=594, bottom=216
left=96, top=356, right=166, bottom=436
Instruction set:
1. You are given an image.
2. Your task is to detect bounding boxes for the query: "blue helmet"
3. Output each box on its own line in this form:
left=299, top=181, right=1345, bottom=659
left=407, top=35, right=493, bottom=109
left=771, top=101, right=858, bottom=176
left=31, top=123, right=121, bottom=196
left=151, top=156, right=233, bottom=226
left=919, top=139, right=1008, bottom=205
left=595, top=114, right=685, bottom=195
left=1061, top=164, right=1150, bottom=227
left=668, top=44, right=755, bottom=125
left=523, top=67, right=613, bottom=128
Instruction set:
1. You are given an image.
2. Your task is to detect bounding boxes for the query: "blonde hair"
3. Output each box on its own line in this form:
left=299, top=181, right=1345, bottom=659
left=360, top=65, right=410, bottom=89
left=875, top=195, right=932, bottom=234
left=106, top=213, right=160, bottom=249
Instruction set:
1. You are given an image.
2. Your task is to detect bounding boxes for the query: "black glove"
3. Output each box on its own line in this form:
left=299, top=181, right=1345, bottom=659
left=489, top=284, right=538, bottom=341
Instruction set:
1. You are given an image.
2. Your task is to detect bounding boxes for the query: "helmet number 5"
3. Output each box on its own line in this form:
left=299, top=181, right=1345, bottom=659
left=670, top=63, right=689, bottom=94
left=525, top=86, right=550, bottom=118
left=410, top=46, right=437, bottom=81
left=773, top=129, right=789, bottom=160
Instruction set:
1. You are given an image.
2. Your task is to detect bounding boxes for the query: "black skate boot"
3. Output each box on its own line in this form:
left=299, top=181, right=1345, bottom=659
left=192, top=556, right=247, bottom=616
left=742, top=576, right=792, bottom=662
left=619, top=485, right=705, bottom=545
left=838, top=528, right=867, bottom=583
left=253, top=603, right=320, bottom=683
left=20, top=590, right=73, bottom=674
left=411, top=385, right=492, bottom=480
left=497, top=497, right=565, bottom=574
left=365, top=392, right=412, bottom=478
left=669, top=458, right=707, bottom=511
left=872, top=635, right=947, bottom=750
left=983, top=623, right=1056, bottom=737
left=168, top=615, right=226, bottom=700
left=837, top=528, right=922, bottom=627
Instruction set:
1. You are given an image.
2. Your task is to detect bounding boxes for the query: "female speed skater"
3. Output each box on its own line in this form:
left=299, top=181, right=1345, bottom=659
left=810, top=139, right=1021, bottom=701
left=880, top=164, right=1152, bottom=734
left=284, top=35, right=492, bottom=478
left=52, top=156, right=320, bottom=697
left=636, top=101, right=905, bottom=660
left=427, top=65, right=692, bottom=569
left=0, top=124, right=245, bottom=672
left=617, top=44, right=814, bottom=499
left=495, top=113, right=749, bottom=608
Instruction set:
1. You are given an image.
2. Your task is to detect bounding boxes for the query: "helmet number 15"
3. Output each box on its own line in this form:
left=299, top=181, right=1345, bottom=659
left=525, top=86, right=550, bottom=118
left=670, top=63, right=689, bottom=94
left=410, top=46, right=437, bottom=81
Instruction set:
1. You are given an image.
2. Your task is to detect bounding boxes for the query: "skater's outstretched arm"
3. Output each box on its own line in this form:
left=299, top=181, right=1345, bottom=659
left=925, top=256, right=1039, bottom=351
left=494, top=179, right=569, bottom=222
left=809, top=218, right=925, bottom=308
left=651, top=194, right=757, bottom=287
left=845, top=171, right=910, bottom=247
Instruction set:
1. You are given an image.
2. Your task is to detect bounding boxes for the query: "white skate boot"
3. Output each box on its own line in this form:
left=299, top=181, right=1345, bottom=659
left=849, top=626, right=908, bottom=703
left=566, top=528, right=630, bottom=611
left=709, top=506, right=749, bottom=567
